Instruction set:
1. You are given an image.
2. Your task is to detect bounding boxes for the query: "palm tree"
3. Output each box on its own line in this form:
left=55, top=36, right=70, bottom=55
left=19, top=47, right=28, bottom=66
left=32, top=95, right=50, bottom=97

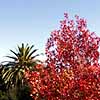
left=2, top=43, right=39, bottom=89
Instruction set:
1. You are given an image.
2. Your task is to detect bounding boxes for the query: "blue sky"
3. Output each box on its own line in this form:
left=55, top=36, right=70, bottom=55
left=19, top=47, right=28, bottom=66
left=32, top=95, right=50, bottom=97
left=0, top=0, right=100, bottom=61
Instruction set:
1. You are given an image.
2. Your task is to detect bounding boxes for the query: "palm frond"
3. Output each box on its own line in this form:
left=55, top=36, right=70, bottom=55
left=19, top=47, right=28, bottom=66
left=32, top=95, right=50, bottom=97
left=31, top=54, right=39, bottom=59
left=6, top=56, right=18, bottom=61
left=10, top=50, right=18, bottom=57
left=28, top=49, right=38, bottom=59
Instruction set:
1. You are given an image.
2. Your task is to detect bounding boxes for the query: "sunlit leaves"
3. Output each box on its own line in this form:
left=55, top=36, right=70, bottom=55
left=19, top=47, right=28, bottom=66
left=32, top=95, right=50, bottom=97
left=25, top=13, right=100, bottom=99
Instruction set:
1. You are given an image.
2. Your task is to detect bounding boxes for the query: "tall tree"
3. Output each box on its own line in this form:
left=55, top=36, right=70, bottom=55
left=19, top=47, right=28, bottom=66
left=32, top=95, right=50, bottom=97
left=25, top=13, right=100, bottom=99
left=2, top=43, right=39, bottom=100
left=46, top=13, right=100, bottom=71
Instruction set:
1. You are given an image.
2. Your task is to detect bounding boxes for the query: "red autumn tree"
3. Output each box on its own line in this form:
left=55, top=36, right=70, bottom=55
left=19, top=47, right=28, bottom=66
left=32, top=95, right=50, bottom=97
left=25, top=13, right=100, bottom=100
left=46, top=13, right=100, bottom=70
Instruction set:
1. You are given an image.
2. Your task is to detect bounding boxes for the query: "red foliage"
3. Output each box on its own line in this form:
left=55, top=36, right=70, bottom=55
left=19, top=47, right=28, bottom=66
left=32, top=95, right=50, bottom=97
left=46, top=13, right=100, bottom=70
left=25, top=64, right=75, bottom=99
left=25, top=13, right=100, bottom=100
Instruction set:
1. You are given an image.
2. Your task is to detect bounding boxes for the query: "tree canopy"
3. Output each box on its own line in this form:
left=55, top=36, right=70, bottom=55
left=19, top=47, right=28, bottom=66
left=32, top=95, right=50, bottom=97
left=25, top=13, right=100, bottom=100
